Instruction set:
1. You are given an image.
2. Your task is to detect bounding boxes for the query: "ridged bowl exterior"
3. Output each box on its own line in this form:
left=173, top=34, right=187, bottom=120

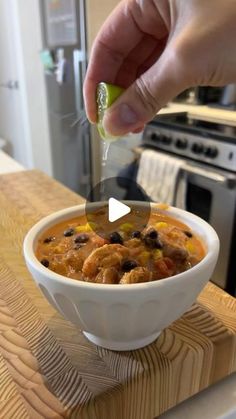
left=24, top=203, right=219, bottom=351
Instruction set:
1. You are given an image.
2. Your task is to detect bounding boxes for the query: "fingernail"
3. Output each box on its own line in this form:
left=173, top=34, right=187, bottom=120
left=104, top=103, right=139, bottom=134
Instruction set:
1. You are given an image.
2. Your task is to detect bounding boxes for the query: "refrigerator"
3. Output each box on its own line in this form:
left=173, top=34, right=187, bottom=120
left=40, top=0, right=120, bottom=198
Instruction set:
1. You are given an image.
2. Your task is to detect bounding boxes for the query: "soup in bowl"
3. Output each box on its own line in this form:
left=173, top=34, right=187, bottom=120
left=23, top=202, right=219, bottom=350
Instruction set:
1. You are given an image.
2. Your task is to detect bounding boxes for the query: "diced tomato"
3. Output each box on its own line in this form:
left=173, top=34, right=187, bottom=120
left=163, top=257, right=175, bottom=270
left=154, top=257, right=175, bottom=277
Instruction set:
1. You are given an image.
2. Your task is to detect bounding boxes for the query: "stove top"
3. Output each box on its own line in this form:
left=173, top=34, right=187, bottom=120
left=142, top=113, right=236, bottom=172
left=152, top=113, right=236, bottom=143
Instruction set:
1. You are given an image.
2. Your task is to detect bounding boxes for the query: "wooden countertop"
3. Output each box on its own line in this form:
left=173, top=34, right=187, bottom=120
left=0, top=170, right=235, bottom=419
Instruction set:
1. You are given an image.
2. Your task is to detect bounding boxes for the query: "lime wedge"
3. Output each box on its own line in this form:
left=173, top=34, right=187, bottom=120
left=96, top=82, right=124, bottom=141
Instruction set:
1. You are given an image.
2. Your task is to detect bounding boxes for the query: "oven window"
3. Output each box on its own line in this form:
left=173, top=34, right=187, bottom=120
left=186, top=183, right=212, bottom=221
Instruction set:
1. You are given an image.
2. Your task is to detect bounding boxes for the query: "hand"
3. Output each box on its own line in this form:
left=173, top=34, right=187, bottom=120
left=84, top=0, right=236, bottom=136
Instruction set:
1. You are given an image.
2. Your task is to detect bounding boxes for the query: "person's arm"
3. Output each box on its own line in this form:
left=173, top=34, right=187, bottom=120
left=84, top=0, right=236, bottom=136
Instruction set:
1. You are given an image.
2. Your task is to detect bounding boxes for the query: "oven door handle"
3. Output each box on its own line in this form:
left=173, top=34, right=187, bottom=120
left=175, top=163, right=236, bottom=209
left=182, top=164, right=236, bottom=189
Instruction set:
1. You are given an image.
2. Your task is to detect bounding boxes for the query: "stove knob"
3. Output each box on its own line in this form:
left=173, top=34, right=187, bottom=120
left=150, top=132, right=158, bottom=141
left=204, top=146, right=218, bottom=158
left=162, top=135, right=172, bottom=145
left=175, top=138, right=188, bottom=149
left=191, top=143, right=204, bottom=154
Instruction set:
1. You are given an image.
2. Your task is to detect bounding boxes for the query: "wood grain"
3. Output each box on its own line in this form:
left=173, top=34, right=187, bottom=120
left=0, top=170, right=235, bottom=419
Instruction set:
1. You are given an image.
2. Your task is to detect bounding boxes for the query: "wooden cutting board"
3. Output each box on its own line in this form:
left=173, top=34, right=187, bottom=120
left=0, top=170, right=235, bottom=419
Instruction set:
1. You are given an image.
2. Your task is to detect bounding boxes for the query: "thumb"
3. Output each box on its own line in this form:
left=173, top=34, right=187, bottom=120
left=103, top=46, right=188, bottom=136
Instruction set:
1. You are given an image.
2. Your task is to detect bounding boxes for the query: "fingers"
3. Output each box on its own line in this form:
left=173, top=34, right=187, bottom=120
left=136, top=37, right=167, bottom=78
left=132, top=126, right=145, bottom=133
left=114, top=35, right=160, bottom=88
left=84, top=35, right=157, bottom=123
left=83, top=1, right=143, bottom=123
left=83, top=0, right=168, bottom=123
left=103, top=43, right=188, bottom=136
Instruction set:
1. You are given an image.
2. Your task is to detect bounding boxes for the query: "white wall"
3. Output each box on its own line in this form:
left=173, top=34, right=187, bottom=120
left=0, top=0, right=31, bottom=166
left=13, top=0, right=53, bottom=175
left=86, top=0, right=121, bottom=51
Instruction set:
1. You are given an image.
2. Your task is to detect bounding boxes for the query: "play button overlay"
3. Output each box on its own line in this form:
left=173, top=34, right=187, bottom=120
left=108, top=198, right=131, bottom=222
left=85, top=176, right=151, bottom=238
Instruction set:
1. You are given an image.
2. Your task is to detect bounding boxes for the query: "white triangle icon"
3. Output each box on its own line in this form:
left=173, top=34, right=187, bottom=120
left=108, top=198, right=131, bottom=223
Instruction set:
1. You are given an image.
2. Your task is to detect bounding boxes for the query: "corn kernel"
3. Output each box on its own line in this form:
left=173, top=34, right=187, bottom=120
left=139, top=251, right=150, bottom=265
left=119, top=223, right=134, bottom=233
left=153, top=249, right=163, bottom=260
left=76, top=224, right=87, bottom=232
left=75, top=223, right=96, bottom=233
left=186, top=242, right=195, bottom=253
left=155, top=222, right=168, bottom=229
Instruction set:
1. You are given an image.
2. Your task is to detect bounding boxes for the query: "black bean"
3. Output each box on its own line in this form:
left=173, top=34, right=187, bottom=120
left=122, top=260, right=138, bottom=272
left=74, top=233, right=89, bottom=244
left=41, top=259, right=49, bottom=268
left=154, top=239, right=163, bottom=249
left=144, top=237, right=163, bottom=249
left=131, top=231, right=141, bottom=239
left=146, top=228, right=158, bottom=239
left=43, top=236, right=55, bottom=244
left=64, top=228, right=75, bottom=237
left=109, top=232, right=123, bottom=245
left=144, top=237, right=156, bottom=248
left=184, top=230, right=193, bottom=238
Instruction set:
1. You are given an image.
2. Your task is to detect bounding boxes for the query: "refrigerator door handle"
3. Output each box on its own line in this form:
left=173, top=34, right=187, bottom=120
left=73, top=49, right=91, bottom=187
left=73, top=49, right=86, bottom=113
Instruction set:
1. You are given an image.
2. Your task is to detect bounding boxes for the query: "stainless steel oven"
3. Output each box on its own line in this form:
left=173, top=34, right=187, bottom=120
left=141, top=113, right=236, bottom=296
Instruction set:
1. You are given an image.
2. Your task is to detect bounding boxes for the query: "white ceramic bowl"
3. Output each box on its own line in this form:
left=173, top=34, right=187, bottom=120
left=23, top=202, right=219, bottom=351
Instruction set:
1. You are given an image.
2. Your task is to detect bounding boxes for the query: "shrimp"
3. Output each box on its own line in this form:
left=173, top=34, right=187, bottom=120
left=159, top=227, right=188, bottom=260
left=82, top=244, right=129, bottom=278
left=95, top=267, right=119, bottom=284
left=162, top=244, right=188, bottom=260
left=124, top=238, right=142, bottom=248
left=65, top=249, right=84, bottom=271
left=120, top=267, right=152, bottom=284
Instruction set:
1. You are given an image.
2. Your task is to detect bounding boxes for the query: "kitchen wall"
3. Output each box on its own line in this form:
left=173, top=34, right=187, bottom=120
left=15, top=0, right=53, bottom=174
left=13, top=0, right=53, bottom=175
left=0, top=0, right=52, bottom=174
left=86, top=0, right=121, bottom=52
